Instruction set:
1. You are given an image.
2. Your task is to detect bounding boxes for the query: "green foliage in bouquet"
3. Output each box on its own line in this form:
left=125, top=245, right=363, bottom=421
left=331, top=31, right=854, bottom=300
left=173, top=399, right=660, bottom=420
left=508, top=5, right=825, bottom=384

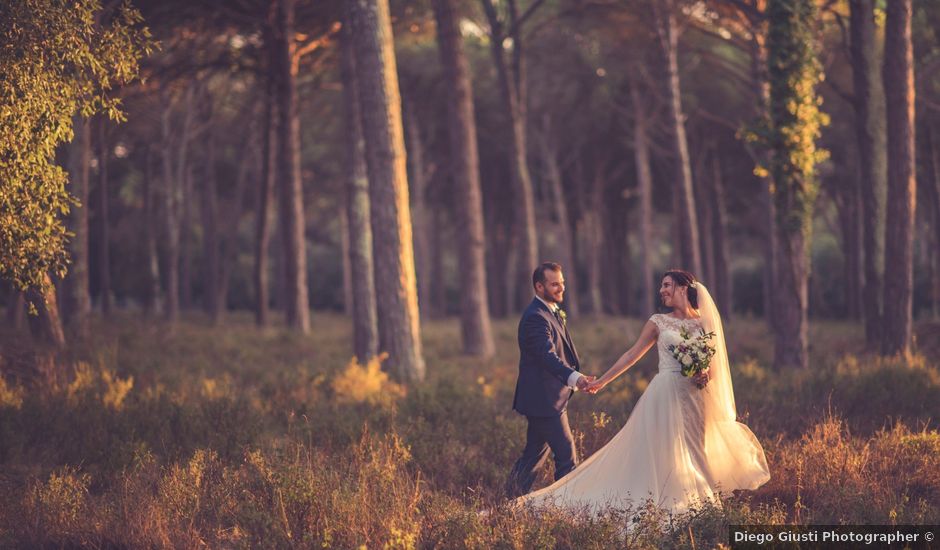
left=668, top=327, right=717, bottom=389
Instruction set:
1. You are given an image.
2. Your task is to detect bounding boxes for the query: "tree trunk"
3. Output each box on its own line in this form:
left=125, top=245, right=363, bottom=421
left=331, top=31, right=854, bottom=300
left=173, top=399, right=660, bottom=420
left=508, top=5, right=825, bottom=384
left=850, top=0, right=888, bottom=344
left=180, top=164, right=195, bottom=310
left=432, top=0, right=495, bottom=354
left=339, top=203, right=353, bottom=316
left=749, top=28, right=780, bottom=325
left=161, top=85, right=196, bottom=324
left=339, top=12, right=379, bottom=362
left=201, top=136, right=221, bottom=322
left=710, top=153, right=733, bottom=318
left=255, top=31, right=278, bottom=327
left=66, top=115, right=91, bottom=332
left=836, top=177, right=863, bottom=319
left=431, top=206, right=447, bottom=315
left=881, top=0, right=917, bottom=355
left=928, top=123, right=940, bottom=320
left=97, top=118, right=111, bottom=314
left=26, top=274, right=66, bottom=349
left=881, top=0, right=915, bottom=356
left=630, top=78, right=656, bottom=316
left=582, top=163, right=604, bottom=315
left=654, top=0, right=702, bottom=278
left=143, top=146, right=162, bottom=315
left=693, top=145, right=715, bottom=286
left=276, top=0, right=310, bottom=333
left=402, top=97, right=433, bottom=317
left=767, top=0, right=825, bottom=369
left=481, top=0, right=538, bottom=310
left=350, top=0, right=425, bottom=382
left=536, top=120, right=579, bottom=317
left=6, top=290, right=26, bottom=330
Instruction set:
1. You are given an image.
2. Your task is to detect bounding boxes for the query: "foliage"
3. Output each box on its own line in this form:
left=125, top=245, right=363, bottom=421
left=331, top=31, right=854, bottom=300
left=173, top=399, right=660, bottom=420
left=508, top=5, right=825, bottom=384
left=0, top=314, right=938, bottom=546
left=763, top=0, right=830, bottom=237
left=0, top=0, right=152, bottom=294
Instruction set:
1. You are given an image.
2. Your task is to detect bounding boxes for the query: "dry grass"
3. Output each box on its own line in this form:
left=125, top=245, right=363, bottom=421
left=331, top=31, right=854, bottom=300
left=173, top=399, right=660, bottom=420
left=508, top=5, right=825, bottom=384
left=0, top=312, right=938, bottom=548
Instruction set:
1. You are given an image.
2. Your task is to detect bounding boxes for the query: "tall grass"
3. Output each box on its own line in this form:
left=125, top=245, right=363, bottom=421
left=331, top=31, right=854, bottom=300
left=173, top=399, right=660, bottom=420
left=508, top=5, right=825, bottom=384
left=0, top=312, right=938, bottom=548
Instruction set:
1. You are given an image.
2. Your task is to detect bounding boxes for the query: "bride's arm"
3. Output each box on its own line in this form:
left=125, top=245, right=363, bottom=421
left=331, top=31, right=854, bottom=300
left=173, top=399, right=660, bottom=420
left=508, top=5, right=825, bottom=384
left=589, top=321, right=658, bottom=392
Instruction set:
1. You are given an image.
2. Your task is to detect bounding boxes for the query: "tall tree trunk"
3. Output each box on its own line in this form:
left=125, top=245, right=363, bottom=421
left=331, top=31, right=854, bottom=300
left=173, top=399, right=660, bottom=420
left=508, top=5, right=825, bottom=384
left=339, top=204, right=353, bottom=316
left=276, top=0, right=310, bottom=333
left=143, top=147, right=162, bottom=315
left=654, top=0, right=702, bottom=278
left=535, top=120, right=579, bottom=317
left=161, top=85, right=196, bottom=324
left=431, top=206, right=447, bottom=315
left=433, top=0, right=495, bottom=355
left=402, top=97, right=433, bottom=317
left=609, top=200, right=631, bottom=315
left=485, top=187, right=511, bottom=318
left=180, top=164, right=195, bottom=310
left=350, top=0, right=425, bottom=382
left=630, top=78, right=656, bottom=316
left=928, top=123, right=940, bottom=320
left=881, top=0, right=915, bottom=356
left=255, top=30, right=278, bottom=327
left=850, top=0, right=888, bottom=344
left=767, top=0, right=825, bottom=369
left=693, top=145, right=715, bottom=286
left=339, top=13, right=379, bottom=362
left=97, top=118, right=112, bottom=314
left=201, top=136, right=221, bottom=321
left=836, top=177, right=863, bottom=319
left=66, top=115, right=91, bottom=332
left=481, top=0, right=538, bottom=310
left=582, top=162, right=604, bottom=314
left=26, top=274, right=66, bottom=349
left=710, top=153, right=733, bottom=318
left=6, top=290, right=27, bottom=330
left=749, top=28, right=780, bottom=325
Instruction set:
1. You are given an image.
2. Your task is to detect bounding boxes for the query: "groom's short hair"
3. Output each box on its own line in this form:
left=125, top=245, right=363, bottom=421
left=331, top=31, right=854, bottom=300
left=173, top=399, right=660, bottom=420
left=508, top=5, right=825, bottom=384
left=533, top=262, right=563, bottom=288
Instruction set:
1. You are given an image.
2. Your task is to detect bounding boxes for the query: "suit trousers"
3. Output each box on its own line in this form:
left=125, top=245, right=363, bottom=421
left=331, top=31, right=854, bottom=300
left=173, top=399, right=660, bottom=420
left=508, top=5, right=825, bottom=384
left=505, top=410, right=578, bottom=498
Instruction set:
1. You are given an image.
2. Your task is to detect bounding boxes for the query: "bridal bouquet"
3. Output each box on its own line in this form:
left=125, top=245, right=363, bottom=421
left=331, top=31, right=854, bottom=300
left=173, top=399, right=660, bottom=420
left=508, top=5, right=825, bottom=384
left=668, top=327, right=717, bottom=389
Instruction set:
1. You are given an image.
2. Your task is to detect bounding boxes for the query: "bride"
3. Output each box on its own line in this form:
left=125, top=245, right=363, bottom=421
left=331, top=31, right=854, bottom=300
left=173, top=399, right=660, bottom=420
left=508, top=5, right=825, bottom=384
left=514, top=269, right=770, bottom=515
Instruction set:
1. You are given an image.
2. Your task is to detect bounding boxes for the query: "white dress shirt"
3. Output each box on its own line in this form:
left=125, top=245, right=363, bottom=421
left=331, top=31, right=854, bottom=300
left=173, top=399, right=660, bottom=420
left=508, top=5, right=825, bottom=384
left=535, top=295, right=583, bottom=390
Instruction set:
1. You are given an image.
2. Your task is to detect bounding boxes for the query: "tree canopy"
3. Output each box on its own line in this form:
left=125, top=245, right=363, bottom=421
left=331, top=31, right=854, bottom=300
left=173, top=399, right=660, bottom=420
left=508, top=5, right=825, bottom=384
left=0, top=0, right=152, bottom=294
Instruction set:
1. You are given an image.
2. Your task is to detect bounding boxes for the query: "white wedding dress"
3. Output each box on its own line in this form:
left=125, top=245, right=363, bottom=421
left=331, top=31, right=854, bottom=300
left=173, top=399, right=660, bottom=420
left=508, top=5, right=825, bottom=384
left=515, top=284, right=770, bottom=515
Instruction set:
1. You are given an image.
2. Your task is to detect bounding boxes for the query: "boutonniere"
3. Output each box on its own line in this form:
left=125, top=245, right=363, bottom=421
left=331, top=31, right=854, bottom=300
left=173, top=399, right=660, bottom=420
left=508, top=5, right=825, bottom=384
left=557, top=308, right=567, bottom=325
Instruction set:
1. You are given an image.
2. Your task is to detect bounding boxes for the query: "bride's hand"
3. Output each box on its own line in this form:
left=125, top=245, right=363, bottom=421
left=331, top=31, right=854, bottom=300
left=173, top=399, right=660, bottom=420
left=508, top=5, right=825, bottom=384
left=586, top=378, right=606, bottom=394
left=692, top=370, right=710, bottom=388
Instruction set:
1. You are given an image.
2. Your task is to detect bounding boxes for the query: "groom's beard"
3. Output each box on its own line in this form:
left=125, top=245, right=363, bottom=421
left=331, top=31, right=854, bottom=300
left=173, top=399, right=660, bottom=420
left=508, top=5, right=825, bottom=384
left=539, top=289, right=562, bottom=305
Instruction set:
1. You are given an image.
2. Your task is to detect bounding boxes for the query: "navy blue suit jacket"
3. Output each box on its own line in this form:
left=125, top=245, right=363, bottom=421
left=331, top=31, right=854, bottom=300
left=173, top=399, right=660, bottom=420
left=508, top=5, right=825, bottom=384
left=512, top=298, right=582, bottom=417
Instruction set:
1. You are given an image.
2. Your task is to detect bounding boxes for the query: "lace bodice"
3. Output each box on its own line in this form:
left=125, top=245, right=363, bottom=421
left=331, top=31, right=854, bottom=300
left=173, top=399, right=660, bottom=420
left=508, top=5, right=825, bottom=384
left=650, top=313, right=704, bottom=373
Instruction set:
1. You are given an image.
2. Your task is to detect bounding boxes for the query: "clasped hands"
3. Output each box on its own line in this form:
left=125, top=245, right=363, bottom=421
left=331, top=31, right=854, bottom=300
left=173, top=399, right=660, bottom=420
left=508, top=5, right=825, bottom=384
left=577, top=370, right=710, bottom=395
left=575, top=375, right=604, bottom=394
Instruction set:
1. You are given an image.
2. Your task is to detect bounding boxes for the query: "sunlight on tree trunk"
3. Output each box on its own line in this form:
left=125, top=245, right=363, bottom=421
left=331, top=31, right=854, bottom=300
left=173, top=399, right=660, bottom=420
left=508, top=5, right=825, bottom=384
left=276, top=0, right=311, bottom=334
left=850, top=0, right=887, bottom=346
left=766, top=0, right=828, bottom=369
left=350, top=0, right=425, bottom=383
left=340, top=12, right=379, bottom=363
left=433, top=0, right=495, bottom=356
left=881, top=0, right=916, bottom=356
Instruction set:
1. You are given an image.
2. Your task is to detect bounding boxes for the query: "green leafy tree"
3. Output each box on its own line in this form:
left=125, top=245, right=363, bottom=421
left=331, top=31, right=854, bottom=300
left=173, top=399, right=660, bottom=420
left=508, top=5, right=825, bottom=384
left=763, top=0, right=829, bottom=369
left=0, top=0, right=152, bottom=297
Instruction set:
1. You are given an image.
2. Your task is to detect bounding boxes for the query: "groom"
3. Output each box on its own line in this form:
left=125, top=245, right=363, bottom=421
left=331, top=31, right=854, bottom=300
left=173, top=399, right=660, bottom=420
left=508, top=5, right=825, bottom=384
left=506, top=262, right=594, bottom=498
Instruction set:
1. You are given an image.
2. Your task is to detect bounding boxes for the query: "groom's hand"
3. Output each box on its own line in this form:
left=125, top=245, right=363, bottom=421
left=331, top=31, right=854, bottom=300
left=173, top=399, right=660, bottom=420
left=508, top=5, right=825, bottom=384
left=576, top=375, right=596, bottom=392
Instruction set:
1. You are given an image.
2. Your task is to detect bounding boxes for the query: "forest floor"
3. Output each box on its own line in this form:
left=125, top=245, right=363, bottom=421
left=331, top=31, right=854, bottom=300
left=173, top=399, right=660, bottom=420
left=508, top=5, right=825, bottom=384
left=1, top=312, right=939, bottom=548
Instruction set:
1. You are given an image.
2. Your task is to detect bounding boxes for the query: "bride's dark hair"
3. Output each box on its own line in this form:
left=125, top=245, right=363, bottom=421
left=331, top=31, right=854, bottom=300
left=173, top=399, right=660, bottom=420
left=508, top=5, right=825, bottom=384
left=663, top=269, right=698, bottom=309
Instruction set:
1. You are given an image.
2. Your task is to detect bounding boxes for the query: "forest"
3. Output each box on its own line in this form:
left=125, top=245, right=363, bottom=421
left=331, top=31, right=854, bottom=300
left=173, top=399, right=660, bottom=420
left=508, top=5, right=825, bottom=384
left=1, top=0, right=939, bottom=547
